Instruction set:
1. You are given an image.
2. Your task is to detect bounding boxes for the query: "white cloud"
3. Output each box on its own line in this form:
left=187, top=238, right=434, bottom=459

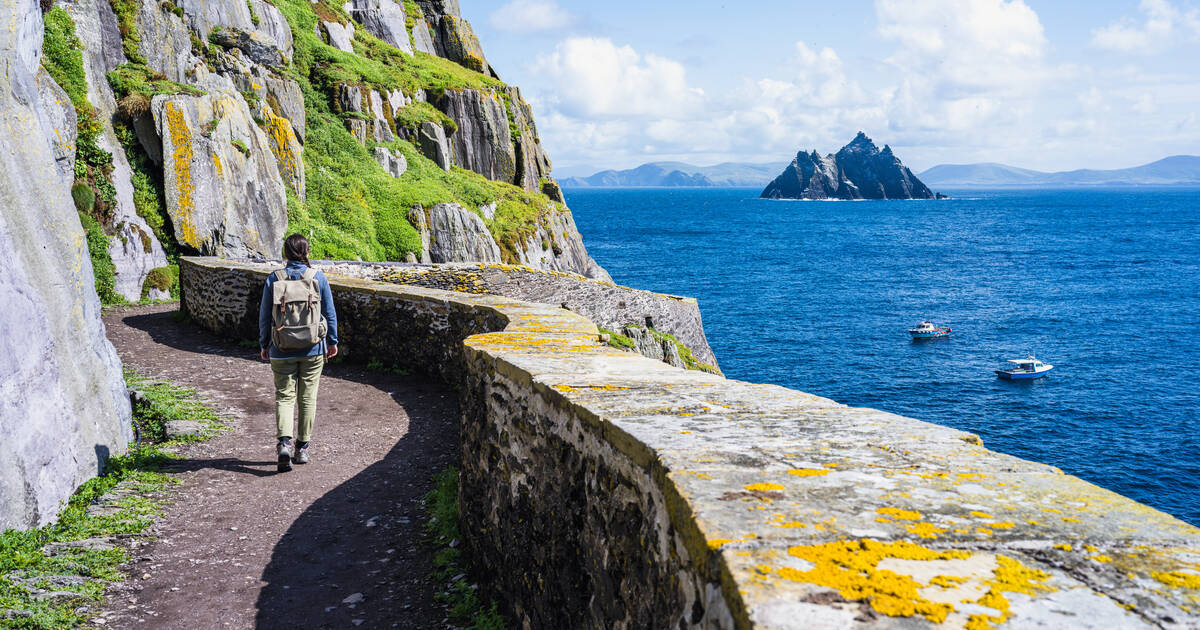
left=533, top=37, right=704, bottom=118
left=488, top=0, right=573, bottom=33
left=1091, top=0, right=1200, bottom=54
left=526, top=0, right=1200, bottom=172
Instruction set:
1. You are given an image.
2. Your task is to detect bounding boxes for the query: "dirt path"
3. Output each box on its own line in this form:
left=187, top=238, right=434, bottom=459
left=98, top=303, right=458, bottom=629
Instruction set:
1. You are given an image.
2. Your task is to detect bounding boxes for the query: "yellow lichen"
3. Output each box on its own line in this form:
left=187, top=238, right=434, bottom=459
left=988, top=521, right=1015, bottom=530
left=969, top=511, right=995, bottom=519
left=707, top=539, right=732, bottom=550
left=1091, top=555, right=1113, bottom=563
left=1153, top=571, right=1200, bottom=589
left=877, top=507, right=922, bottom=521
left=164, top=101, right=197, bottom=245
left=905, top=522, right=946, bottom=539
left=1062, top=517, right=1081, bottom=523
left=744, top=483, right=785, bottom=492
left=787, top=469, right=830, bottom=477
left=777, top=540, right=968, bottom=623
left=929, top=574, right=968, bottom=588
left=1053, top=544, right=1073, bottom=551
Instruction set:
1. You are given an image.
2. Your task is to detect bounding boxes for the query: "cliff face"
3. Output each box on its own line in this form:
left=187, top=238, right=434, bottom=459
left=44, top=0, right=607, bottom=304
left=762, top=132, right=934, bottom=200
left=1, top=0, right=132, bottom=530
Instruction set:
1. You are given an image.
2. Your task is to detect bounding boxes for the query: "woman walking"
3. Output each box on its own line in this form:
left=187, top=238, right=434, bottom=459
left=259, top=234, right=338, bottom=472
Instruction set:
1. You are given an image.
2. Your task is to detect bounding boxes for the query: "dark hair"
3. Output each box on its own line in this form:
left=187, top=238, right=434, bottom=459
left=283, top=233, right=311, bottom=268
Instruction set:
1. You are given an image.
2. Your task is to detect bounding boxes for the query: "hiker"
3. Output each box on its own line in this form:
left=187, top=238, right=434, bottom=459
left=259, top=234, right=338, bottom=472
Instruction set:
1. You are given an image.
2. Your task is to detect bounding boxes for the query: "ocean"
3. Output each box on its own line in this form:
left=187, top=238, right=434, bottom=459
left=565, top=187, right=1200, bottom=526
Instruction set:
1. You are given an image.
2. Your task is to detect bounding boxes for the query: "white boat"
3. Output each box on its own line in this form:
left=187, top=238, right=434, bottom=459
left=908, top=321, right=951, bottom=338
left=995, top=355, right=1053, bottom=380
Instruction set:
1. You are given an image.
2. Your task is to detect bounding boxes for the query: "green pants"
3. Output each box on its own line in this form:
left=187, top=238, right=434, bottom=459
left=271, top=355, right=325, bottom=442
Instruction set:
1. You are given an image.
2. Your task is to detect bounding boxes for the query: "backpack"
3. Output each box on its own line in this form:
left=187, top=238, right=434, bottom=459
left=269, top=268, right=328, bottom=351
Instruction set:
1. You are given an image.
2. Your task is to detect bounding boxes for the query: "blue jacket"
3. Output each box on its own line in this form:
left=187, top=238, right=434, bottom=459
left=259, top=261, right=338, bottom=359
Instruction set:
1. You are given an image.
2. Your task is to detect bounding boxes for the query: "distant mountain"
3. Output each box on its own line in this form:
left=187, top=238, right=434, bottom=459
left=558, top=161, right=787, bottom=188
left=920, top=156, right=1200, bottom=187
left=762, top=132, right=934, bottom=200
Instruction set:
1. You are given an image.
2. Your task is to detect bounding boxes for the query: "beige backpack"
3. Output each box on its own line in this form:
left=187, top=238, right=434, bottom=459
left=270, top=268, right=328, bottom=351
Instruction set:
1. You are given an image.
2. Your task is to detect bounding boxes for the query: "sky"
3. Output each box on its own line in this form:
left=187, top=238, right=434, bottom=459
left=464, top=0, right=1200, bottom=174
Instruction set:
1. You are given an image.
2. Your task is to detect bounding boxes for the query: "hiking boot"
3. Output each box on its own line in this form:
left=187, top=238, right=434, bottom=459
left=293, top=442, right=310, bottom=465
left=277, top=439, right=293, bottom=472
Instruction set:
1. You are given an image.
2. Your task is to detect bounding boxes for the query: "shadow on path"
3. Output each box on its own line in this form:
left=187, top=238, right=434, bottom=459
left=254, top=392, right=457, bottom=629
left=100, top=303, right=459, bottom=629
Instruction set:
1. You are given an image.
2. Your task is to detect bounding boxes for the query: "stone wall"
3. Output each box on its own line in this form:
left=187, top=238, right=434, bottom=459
left=182, top=256, right=1200, bottom=630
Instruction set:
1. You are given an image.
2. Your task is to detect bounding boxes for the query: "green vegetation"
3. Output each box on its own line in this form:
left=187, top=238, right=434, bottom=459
left=70, top=182, right=95, bottom=214
left=231, top=139, right=250, bottom=156
left=112, top=120, right=179, bottom=264
left=598, top=327, right=636, bottom=351
left=107, top=63, right=203, bottom=103
left=365, top=358, right=409, bottom=376
left=107, top=0, right=147, bottom=63
left=423, top=469, right=507, bottom=630
left=246, top=0, right=260, bottom=26
left=603, top=325, right=722, bottom=374
left=125, top=369, right=224, bottom=442
left=267, top=0, right=558, bottom=262
left=0, top=448, right=176, bottom=629
left=140, top=265, right=180, bottom=300
left=647, top=327, right=721, bottom=374
left=78, top=212, right=125, bottom=306
left=0, top=373, right=223, bottom=627
left=43, top=7, right=117, bottom=221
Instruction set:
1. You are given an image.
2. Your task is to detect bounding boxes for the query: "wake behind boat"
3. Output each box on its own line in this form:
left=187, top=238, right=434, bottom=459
left=909, top=321, right=951, bottom=338
left=996, top=355, right=1054, bottom=380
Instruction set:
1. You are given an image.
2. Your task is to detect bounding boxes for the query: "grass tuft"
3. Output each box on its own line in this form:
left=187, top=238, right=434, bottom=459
left=423, top=468, right=507, bottom=630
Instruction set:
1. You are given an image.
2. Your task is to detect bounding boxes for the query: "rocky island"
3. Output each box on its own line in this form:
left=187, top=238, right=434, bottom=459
left=762, top=131, right=934, bottom=200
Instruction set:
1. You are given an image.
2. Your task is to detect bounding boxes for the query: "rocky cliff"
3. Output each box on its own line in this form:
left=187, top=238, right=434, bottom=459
left=762, top=132, right=934, bottom=200
left=1, top=0, right=132, bottom=530
left=40, top=0, right=607, bottom=308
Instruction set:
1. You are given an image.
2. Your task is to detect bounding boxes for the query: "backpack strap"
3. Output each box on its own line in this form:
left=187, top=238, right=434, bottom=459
left=301, top=268, right=318, bottom=282
left=273, top=269, right=288, bottom=282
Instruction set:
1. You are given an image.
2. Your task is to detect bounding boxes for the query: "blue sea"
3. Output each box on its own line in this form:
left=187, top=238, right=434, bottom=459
left=565, top=187, right=1200, bottom=526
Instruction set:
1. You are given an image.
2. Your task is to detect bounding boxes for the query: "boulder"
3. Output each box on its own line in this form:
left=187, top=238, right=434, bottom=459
left=762, top=132, right=934, bottom=200
left=436, top=88, right=515, bottom=183
left=344, top=0, right=412, bottom=55
left=176, top=0, right=256, bottom=41
left=209, top=27, right=285, bottom=68
left=151, top=92, right=288, bottom=258
left=164, top=420, right=205, bottom=439
left=436, top=15, right=485, bottom=72
left=417, top=121, right=451, bottom=171
left=249, top=0, right=293, bottom=61
left=64, top=0, right=168, bottom=301
left=423, top=203, right=502, bottom=263
left=0, top=5, right=132, bottom=529
left=322, top=20, right=355, bottom=52
left=373, top=146, right=407, bottom=178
